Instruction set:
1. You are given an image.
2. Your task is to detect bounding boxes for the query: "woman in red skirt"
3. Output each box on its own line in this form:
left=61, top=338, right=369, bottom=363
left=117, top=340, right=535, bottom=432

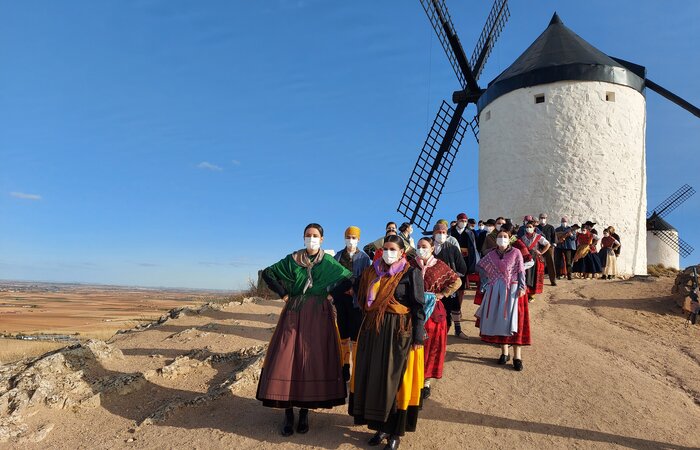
left=475, top=224, right=531, bottom=371
left=410, top=237, right=461, bottom=398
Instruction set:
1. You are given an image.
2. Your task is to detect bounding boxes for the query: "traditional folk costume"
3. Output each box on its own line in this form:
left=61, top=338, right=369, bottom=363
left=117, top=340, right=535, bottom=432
left=475, top=246, right=530, bottom=346
left=333, top=247, right=372, bottom=377
left=258, top=250, right=351, bottom=409
left=433, top=240, right=467, bottom=330
left=599, top=235, right=620, bottom=277
left=409, top=257, right=461, bottom=380
left=520, top=233, right=549, bottom=298
left=349, top=257, right=426, bottom=436
left=572, top=231, right=602, bottom=274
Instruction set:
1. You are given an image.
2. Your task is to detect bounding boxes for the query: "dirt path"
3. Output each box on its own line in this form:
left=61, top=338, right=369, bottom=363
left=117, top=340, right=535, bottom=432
left=6, top=277, right=700, bottom=449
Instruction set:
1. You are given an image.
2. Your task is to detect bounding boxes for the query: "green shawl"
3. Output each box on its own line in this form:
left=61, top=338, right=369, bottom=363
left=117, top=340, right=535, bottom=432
left=265, top=251, right=352, bottom=298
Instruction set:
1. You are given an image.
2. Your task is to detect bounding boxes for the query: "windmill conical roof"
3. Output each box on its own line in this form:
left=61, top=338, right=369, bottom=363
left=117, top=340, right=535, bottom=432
left=477, top=13, right=646, bottom=112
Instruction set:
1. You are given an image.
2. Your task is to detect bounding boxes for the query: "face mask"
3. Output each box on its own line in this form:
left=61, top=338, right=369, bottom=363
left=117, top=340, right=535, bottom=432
left=382, top=249, right=399, bottom=265
left=434, top=233, right=447, bottom=244
left=540, top=219, right=547, bottom=225
left=345, top=238, right=358, bottom=249
left=478, top=225, right=485, bottom=231
left=417, top=248, right=432, bottom=259
left=304, top=236, right=321, bottom=251
left=603, top=233, right=609, bottom=237
left=457, top=221, right=467, bottom=229
left=526, top=227, right=535, bottom=234
left=561, top=222, right=568, bottom=227
left=496, top=237, right=510, bottom=248
left=495, top=224, right=502, bottom=231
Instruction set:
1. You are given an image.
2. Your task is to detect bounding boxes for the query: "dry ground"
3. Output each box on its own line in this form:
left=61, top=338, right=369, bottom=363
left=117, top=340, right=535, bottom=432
left=0, top=283, right=230, bottom=362
left=4, top=277, right=700, bottom=450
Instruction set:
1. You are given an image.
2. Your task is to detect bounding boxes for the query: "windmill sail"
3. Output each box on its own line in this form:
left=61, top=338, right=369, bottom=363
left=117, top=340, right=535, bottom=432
left=470, top=0, right=510, bottom=81
left=646, top=79, right=700, bottom=119
left=397, top=101, right=468, bottom=231
left=648, top=184, right=696, bottom=218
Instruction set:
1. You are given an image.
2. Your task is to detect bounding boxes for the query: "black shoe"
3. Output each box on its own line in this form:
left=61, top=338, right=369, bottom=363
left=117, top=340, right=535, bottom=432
left=551, top=280, right=557, bottom=286
left=513, top=359, right=523, bottom=371
left=296, top=408, right=309, bottom=434
left=384, top=435, right=400, bottom=450
left=422, top=386, right=431, bottom=400
left=342, top=364, right=351, bottom=382
left=281, top=408, right=294, bottom=437
left=368, top=431, right=389, bottom=446
left=567, top=274, right=573, bottom=280
left=497, top=354, right=511, bottom=365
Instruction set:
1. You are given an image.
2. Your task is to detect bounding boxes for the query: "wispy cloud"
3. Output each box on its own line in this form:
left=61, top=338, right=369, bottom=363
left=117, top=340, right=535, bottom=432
left=231, top=159, right=241, bottom=166
left=10, top=191, right=42, bottom=200
left=197, top=161, right=223, bottom=172
left=199, top=260, right=255, bottom=267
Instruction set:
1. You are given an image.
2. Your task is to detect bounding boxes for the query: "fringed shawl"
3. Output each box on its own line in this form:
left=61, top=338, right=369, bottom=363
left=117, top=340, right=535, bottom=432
left=358, top=258, right=411, bottom=333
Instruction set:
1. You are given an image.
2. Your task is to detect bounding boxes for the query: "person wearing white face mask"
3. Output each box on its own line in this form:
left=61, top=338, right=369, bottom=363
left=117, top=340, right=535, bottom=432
left=555, top=217, right=577, bottom=280
left=350, top=235, right=426, bottom=449
left=409, top=237, right=461, bottom=399
left=333, top=226, right=371, bottom=382
left=259, top=223, right=352, bottom=437
left=475, top=227, right=530, bottom=372
left=449, top=213, right=480, bottom=338
left=431, top=222, right=467, bottom=334
left=521, top=220, right=551, bottom=302
left=482, top=217, right=506, bottom=254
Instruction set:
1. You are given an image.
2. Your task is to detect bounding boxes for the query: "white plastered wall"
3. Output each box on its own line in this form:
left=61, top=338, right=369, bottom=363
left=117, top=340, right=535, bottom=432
left=646, top=230, right=680, bottom=270
left=478, top=80, right=647, bottom=275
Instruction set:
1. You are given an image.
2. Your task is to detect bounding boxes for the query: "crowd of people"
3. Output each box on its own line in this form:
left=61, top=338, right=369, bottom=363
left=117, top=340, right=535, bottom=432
left=256, top=213, right=622, bottom=449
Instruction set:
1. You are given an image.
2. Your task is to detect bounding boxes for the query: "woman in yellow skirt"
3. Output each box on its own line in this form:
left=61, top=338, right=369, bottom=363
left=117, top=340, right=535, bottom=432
left=349, top=235, right=425, bottom=450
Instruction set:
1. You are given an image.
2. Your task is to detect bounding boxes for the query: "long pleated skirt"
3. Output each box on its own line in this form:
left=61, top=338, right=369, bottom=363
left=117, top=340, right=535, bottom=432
left=479, top=294, right=531, bottom=346
left=600, top=248, right=618, bottom=276
left=526, top=257, right=545, bottom=295
left=256, top=295, right=346, bottom=409
left=424, top=300, right=447, bottom=379
left=349, top=313, right=424, bottom=436
left=573, top=252, right=603, bottom=274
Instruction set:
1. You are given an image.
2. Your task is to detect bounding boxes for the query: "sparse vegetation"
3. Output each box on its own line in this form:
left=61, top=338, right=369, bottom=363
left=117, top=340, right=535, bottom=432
left=647, top=264, right=679, bottom=278
left=0, top=339, right=68, bottom=364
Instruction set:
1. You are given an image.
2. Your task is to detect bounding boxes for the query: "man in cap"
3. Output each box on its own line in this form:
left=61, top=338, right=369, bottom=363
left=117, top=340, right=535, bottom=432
left=555, top=217, right=577, bottom=280
left=537, top=213, right=557, bottom=286
left=449, top=213, right=480, bottom=339
left=333, top=226, right=371, bottom=381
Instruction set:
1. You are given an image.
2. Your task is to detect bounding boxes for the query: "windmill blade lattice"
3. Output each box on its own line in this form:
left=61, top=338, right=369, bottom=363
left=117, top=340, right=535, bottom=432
left=469, top=115, right=479, bottom=143
left=397, top=100, right=468, bottom=231
left=419, top=0, right=465, bottom=89
left=648, top=184, right=696, bottom=218
left=651, top=230, right=695, bottom=258
left=470, top=0, right=510, bottom=81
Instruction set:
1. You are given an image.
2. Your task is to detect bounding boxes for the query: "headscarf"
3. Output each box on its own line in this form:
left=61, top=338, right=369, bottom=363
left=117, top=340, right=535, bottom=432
left=291, top=248, right=326, bottom=294
left=414, top=254, right=438, bottom=279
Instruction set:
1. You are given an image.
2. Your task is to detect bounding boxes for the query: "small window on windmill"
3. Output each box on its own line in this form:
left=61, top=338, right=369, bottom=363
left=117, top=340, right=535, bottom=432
left=535, top=94, right=545, bottom=104
left=484, top=110, right=491, bottom=121
left=606, top=91, right=616, bottom=102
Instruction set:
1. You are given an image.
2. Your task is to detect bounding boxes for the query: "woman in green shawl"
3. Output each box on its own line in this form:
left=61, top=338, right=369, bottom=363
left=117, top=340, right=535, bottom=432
left=258, top=223, right=352, bottom=437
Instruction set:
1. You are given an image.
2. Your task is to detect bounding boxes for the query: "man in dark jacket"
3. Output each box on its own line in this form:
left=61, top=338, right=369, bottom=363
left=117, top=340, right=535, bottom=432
left=537, top=213, right=557, bottom=286
left=555, top=217, right=577, bottom=280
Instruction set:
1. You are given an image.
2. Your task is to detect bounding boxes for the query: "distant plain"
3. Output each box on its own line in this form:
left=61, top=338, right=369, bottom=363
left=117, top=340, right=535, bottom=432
left=0, top=281, right=232, bottom=362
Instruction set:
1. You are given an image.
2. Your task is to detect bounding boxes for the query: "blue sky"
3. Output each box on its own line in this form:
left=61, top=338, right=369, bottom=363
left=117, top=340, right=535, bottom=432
left=1, top=0, right=698, bottom=290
